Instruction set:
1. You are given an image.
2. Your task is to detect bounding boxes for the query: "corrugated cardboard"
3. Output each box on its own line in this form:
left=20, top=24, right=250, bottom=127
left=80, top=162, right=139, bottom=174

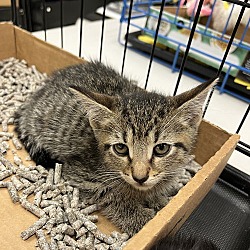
left=0, top=22, right=83, bottom=74
left=0, top=0, right=11, bottom=7
left=0, top=22, right=240, bottom=250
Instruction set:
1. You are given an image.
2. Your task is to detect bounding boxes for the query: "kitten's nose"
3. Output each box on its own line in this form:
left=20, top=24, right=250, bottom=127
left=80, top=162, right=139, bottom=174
left=133, top=175, right=149, bottom=184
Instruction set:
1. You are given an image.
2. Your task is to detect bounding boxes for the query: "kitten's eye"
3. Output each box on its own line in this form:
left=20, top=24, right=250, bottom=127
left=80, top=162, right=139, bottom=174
left=153, top=143, right=171, bottom=157
left=113, top=143, right=129, bottom=156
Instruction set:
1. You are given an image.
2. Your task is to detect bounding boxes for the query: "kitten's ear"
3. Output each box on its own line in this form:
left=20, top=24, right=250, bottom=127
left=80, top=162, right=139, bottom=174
left=69, top=86, right=118, bottom=128
left=69, top=86, right=117, bottom=110
left=173, top=78, right=218, bottom=126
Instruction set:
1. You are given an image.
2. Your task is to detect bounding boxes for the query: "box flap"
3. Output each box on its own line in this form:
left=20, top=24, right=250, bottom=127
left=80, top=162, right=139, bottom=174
left=14, top=25, right=84, bottom=74
left=0, top=22, right=16, bottom=60
left=194, top=120, right=231, bottom=165
left=0, top=0, right=11, bottom=7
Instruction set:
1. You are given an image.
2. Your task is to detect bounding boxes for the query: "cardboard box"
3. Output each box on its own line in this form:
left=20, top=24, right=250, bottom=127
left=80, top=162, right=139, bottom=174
left=0, top=22, right=240, bottom=249
left=145, top=6, right=249, bottom=77
left=0, top=0, right=11, bottom=7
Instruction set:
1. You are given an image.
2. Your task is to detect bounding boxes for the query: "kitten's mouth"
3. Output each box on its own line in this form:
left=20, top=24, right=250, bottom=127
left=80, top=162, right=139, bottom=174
left=132, top=182, right=154, bottom=190
left=121, top=173, right=157, bottom=191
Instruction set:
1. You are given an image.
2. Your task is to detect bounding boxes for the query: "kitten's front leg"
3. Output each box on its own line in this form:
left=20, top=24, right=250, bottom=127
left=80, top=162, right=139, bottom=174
left=61, top=161, right=100, bottom=194
left=147, top=196, right=172, bottom=211
left=101, top=196, right=156, bottom=236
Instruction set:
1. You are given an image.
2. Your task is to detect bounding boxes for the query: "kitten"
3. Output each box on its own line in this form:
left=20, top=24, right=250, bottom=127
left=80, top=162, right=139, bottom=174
left=14, top=61, right=217, bottom=236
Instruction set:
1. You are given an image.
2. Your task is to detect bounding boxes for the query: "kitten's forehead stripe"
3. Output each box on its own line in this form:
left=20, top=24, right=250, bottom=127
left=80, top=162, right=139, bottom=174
left=154, top=131, right=159, bottom=143
left=174, top=142, right=188, bottom=152
left=118, top=92, right=174, bottom=141
left=104, top=144, right=110, bottom=151
left=127, top=155, right=132, bottom=163
left=123, top=132, right=127, bottom=143
left=131, top=126, right=136, bottom=137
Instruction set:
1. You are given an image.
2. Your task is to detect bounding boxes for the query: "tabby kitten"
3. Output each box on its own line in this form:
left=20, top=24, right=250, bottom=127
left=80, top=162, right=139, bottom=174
left=14, top=61, right=217, bottom=236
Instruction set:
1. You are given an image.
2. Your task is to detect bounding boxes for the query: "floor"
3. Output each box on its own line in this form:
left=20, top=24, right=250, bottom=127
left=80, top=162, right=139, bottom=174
left=32, top=10, right=250, bottom=175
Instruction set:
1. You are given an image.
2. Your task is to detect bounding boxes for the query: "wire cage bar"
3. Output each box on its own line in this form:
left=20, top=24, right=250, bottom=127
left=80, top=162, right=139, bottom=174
left=120, top=0, right=250, bottom=103
left=119, top=0, right=250, bottom=157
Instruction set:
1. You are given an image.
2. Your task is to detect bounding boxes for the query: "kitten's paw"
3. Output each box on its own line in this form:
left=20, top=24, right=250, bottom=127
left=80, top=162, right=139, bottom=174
left=124, top=207, right=156, bottom=236
left=143, top=207, right=156, bottom=218
left=103, top=203, right=156, bottom=237
left=148, top=198, right=171, bottom=211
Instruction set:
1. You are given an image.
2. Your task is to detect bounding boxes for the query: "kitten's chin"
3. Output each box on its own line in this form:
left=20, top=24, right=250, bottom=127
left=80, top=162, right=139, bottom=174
left=131, top=183, right=155, bottom=191
left=121, top=174, right=157, bottom=191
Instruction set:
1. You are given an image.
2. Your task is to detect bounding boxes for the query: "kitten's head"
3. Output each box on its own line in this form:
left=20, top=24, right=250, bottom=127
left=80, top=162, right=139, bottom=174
left=69, top=78, right=217, bottom=191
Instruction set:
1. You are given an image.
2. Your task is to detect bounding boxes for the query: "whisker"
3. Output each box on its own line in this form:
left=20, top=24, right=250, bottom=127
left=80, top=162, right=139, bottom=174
left=92, top=128, right=113, bottom=134
left=100, top=180, right=122, bottom=190
left=98, top=176, right=122, bottom=188
left=95, top=173, right=121, bottom=180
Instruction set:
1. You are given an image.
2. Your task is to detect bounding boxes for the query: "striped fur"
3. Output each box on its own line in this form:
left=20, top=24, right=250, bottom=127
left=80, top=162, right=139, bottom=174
left=14, top=61, right=217, bottom=235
